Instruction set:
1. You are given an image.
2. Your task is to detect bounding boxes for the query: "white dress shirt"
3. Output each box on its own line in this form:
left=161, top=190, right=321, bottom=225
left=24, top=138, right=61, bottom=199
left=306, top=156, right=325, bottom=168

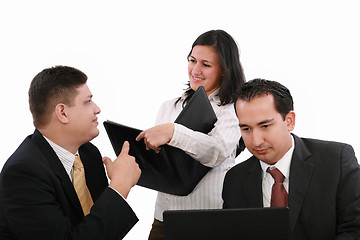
left=154, top=89, right=241, bottom=221
left=260, top=136, right=294, bottom=207
left=44, top=136, right=77, bottom=181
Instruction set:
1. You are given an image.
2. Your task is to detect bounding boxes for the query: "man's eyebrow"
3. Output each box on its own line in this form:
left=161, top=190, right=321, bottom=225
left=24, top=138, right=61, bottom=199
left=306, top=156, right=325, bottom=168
left=84, top=94, right=93, bottom=101
left=239, top=118, right=274, bottom=128
left=258, top=118, right=274, bottom=125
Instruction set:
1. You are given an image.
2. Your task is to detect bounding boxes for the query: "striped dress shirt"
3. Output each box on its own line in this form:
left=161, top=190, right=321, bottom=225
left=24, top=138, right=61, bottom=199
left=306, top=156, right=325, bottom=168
left=44, top=136, right=76, bottom=181
left=153, top=89, right=241, bottom=221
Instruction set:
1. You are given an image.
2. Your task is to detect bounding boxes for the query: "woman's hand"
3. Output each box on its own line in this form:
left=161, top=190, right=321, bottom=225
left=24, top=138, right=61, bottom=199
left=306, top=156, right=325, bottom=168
left=136, top=123, right=175, bottom=153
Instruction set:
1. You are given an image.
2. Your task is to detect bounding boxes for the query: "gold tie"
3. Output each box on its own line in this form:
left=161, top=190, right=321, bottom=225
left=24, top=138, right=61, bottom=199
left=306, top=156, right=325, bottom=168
left=73, top=155, right=94, bottom=215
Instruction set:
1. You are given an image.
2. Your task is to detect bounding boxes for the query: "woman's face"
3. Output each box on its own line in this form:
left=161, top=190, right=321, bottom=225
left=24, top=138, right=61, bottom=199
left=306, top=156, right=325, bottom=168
left=188, top=45, right=223, bottom=96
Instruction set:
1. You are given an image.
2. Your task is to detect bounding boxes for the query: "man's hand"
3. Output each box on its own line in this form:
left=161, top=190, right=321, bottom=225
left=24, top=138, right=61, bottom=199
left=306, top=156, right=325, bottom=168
left=102, top=141, right=141, bottom=198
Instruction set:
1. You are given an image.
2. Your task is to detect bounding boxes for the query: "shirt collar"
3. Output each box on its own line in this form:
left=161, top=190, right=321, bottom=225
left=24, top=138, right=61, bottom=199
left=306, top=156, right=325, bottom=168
left=181, top=88, right=220, bottom=103
left=43, top=136, right=78, bottom=180
left=260, top=135, right=295, bottom=179
left=208, top=88, right=220, bottom=103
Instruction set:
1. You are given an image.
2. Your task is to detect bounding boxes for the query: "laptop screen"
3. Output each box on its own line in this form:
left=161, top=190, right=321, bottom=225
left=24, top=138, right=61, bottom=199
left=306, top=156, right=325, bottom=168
left=164, top=207, right=289, bottom=240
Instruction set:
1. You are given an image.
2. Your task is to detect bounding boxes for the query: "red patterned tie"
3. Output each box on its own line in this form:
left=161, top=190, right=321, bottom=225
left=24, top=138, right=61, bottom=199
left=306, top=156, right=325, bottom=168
left=267, top=167, right=288, bottom=207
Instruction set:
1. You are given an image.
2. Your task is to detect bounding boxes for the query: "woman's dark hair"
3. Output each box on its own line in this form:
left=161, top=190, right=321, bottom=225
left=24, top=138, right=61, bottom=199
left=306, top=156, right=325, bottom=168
left=29, top=65, right=87, bottom=128
left=177, top=30, right=246, bottom=107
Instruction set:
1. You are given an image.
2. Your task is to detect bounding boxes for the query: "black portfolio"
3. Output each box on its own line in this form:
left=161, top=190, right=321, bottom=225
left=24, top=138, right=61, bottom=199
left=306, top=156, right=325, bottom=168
left=103, top=86, right=217, bottom=195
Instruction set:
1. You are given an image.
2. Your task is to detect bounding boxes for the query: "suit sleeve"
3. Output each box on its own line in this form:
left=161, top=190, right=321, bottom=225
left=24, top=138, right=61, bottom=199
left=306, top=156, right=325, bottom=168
left=1, top=158, right=138, bottom=240
left=335, top=144, right=360, bottom=239
left=76, top=188, right=139, bottom=240
left=222, top=166, right=242, bottom=209
left=222, top=169, right=232, bottom=209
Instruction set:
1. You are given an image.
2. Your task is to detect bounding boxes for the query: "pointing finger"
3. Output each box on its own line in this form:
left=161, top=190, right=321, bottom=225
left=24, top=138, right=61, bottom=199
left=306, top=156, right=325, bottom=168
left=136, top=131, right=145, bottom=141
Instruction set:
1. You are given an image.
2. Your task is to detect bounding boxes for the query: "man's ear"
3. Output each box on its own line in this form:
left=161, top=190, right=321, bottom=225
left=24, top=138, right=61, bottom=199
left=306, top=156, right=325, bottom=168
left=54, top=103, right=69, bottom=124
left=286, top=111, right=296, bottom=131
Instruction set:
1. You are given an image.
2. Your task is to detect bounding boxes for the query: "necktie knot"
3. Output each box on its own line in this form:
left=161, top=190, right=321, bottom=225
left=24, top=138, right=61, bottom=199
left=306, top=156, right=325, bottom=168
left=267, top=167, right=285, bottom=183
left=73, top=155, right=84, bottom=170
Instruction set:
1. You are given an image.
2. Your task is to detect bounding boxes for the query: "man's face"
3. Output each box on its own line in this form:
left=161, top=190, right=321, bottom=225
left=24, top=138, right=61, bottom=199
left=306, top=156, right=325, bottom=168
left=66, top=84, right=101, bottom=144
left=236, top=94, right=295, bottom=165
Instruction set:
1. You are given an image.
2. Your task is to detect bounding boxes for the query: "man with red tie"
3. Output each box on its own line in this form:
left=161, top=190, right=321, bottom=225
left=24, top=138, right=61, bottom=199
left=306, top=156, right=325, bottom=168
left=222, top=79, right=360, bottom=239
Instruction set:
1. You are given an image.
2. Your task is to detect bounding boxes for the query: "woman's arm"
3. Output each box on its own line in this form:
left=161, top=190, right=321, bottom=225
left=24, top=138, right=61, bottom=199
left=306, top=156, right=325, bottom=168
left=136, top=103, right=240, bottom=168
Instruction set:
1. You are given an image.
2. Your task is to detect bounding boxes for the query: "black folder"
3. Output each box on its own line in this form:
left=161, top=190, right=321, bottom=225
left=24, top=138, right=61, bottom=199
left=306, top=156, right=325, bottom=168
left=103, top=86, right=217, bottom=195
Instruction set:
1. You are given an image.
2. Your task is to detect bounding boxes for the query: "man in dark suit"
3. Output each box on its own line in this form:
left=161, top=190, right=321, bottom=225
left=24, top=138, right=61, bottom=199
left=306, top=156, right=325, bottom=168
left=222, top=79, right=360, bottom=239
left=0, top=66, right=141, bottom=239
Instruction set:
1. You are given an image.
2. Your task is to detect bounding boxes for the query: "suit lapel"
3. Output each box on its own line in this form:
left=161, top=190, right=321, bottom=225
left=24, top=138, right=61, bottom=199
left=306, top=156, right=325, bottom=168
left=288, top=134, right=315, bottom=233
left=78, top=144, right=104, bottom=201
left=31, top=130, right=84, bottom=216
left=244, top=157, right=264, bottom=207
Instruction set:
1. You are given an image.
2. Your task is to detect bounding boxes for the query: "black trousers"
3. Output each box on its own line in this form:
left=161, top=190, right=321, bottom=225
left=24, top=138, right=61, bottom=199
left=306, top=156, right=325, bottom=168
left=148, top=218, right=164, bottom=240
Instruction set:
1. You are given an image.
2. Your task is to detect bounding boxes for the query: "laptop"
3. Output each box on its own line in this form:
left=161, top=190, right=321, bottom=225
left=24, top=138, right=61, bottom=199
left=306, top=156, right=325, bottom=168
left=164, top=207, right=289, bottom=240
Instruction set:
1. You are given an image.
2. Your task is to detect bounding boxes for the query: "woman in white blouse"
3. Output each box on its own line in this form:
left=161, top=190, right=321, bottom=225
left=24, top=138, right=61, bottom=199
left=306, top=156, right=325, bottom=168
left=136, top=30, right=246, bottom=240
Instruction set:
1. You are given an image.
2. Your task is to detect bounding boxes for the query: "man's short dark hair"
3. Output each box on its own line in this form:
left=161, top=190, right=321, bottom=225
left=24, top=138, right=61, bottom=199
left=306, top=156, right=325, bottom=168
left=235, top=78, right=294, bottom=120
left=28, top=66, right=87, bottom=128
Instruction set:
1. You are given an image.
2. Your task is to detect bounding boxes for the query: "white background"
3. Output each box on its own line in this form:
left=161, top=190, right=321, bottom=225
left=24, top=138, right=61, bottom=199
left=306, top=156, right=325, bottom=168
left=1, top=1, right=359, bottom=239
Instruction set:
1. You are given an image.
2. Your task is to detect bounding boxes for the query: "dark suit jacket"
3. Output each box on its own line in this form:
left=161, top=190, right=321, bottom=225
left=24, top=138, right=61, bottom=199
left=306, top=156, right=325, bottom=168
left=0, top=129, right=138, bottom=240
left=223, top=134, right=360, bottom=240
